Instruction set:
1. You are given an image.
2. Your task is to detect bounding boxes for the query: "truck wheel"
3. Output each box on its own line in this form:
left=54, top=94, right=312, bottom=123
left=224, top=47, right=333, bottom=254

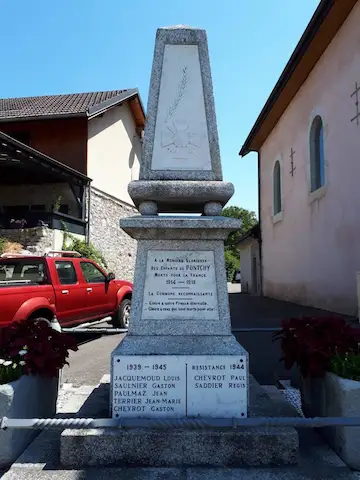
left=112, top=299, right=131, bottom=329
left=30, top=317, right=51, bottom=327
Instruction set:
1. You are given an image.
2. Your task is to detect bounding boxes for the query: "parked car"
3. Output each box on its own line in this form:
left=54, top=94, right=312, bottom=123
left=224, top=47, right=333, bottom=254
left=0, top=251, right=132, bottom=329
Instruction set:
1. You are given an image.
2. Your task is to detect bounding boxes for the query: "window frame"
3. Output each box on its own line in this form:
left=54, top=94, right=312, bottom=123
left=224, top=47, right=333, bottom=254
left=0, top=259, right=49, bottom=286
left=307, top=109, right=327, bottom=202
left=272, top=154, right=283, bottom=223
left=55, top=260, right=78, bottom=285
left=30, top=204, right=46, bottom=212
left=80, top=261, right=106, bottom=284
left=51, top=204, right=69, bottom=215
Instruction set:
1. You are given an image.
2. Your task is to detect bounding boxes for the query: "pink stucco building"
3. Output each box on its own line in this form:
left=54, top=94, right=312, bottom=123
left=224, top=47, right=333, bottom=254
left=240, top=0, right=360, bottom=316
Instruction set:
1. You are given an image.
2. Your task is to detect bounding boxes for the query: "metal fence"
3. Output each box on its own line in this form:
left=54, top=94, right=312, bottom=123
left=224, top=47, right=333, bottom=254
left=62, top=327, right=127, bottom=334
left=232, top=327, right=281, bottom=333
left=2, top=415, right=360, bottom=430
left=61, top=327, right=281, bottom=335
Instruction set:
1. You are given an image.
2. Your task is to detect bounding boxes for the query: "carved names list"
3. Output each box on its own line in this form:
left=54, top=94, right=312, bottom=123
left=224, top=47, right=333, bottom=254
left=112, top=355, right=247, bottom=418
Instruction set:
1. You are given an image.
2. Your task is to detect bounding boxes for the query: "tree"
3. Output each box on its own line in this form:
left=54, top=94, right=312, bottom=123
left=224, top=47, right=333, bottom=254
left=223, top=206, right=257, bottom=252
left=222, top=206, right=258, bottom=282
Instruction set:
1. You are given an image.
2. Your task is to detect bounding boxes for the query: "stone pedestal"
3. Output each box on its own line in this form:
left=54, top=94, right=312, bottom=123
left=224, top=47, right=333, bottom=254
left=111, top=216, right=249, bottom=420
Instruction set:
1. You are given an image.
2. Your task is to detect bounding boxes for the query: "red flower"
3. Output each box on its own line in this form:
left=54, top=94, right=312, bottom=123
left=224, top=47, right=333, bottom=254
left=273, top=316, right=360, bottom=378
left=0, top=319, right=78, bottom=378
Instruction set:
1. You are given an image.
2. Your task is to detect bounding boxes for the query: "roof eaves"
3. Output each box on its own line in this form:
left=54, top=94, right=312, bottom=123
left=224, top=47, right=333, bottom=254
left=87, top=88, right=140, bottom=119
left=0, top=112, right=87, bottom=124
left=239, top=0, right=333, bottom=157
left=235, top=224, right=260, bottom=247
left=133, top=93, right=146, bottom=124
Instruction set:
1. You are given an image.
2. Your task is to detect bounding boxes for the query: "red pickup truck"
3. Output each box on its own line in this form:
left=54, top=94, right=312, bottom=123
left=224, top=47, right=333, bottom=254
left=0, top=251, right=132, bottom=329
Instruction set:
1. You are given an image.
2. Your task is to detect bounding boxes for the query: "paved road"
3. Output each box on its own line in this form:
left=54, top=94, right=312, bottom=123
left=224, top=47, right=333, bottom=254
left=62, top=333, right=125, bottom=386
left=63, top=282, right=344, bottom=387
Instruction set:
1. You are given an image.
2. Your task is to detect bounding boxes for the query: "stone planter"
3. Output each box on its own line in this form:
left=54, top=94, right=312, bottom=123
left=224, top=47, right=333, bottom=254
left=301, top=372, right=360, bottom=470
left=300, top=374, right=327, bottom=418
left=0, top=375, right=58, bottom=468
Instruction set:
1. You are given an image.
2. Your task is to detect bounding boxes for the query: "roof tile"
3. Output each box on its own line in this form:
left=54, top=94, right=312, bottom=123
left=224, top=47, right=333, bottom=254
left=0, top=90, right=129, bottom=120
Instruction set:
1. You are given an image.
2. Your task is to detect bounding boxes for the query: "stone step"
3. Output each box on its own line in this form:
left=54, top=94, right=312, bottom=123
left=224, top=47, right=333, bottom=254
left=4, top=466, right=359, bottom=480
left=61, top=426, right=298, bottom=468
left=60, top=376, right=299, bottom=468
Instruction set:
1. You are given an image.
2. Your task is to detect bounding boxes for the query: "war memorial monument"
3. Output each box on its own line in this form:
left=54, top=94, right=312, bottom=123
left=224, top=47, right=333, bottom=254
left=61, top=25, right=298, bottom=469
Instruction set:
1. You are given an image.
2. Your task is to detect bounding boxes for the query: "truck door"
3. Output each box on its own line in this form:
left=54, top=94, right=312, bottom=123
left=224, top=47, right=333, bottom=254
left=79, top=261, right=117, bottom=318
left=53, top=260, right=87, bottom=325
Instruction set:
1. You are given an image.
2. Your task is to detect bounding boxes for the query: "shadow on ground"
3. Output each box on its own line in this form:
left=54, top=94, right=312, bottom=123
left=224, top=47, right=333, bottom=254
left=229, top=291, right=357, bottom=386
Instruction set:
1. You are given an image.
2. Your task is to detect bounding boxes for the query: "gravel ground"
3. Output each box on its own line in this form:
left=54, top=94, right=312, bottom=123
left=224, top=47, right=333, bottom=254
left=282, top=387, right=304, bottom=416
left=56, top=383, right=80, bottom=412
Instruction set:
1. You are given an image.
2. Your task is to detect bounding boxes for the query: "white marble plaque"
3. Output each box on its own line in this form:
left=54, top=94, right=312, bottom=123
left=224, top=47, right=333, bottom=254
left=112, top=355, right=247, bottom=418
left=141, top=250, right=218, bottom=320
left=151, top=45, right=211, bottom=171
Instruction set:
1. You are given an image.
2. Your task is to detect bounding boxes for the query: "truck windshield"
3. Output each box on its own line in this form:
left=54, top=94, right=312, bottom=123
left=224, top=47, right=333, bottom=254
left=0, top=259, right=48, bottom=286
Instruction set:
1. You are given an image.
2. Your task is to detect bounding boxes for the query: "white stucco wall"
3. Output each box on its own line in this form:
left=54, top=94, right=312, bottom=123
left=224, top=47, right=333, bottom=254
left=259, top=2, right=360, bottom=315
left=238, top=243, right=252, bottom=294
left=237, top=238, right=260, bottom=295
left=87, top=103, right=141, bottom=205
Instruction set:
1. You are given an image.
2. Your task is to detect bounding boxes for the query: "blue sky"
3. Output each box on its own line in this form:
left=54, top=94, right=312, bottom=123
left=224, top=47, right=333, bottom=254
left=2, top=0, right=320, bottom=214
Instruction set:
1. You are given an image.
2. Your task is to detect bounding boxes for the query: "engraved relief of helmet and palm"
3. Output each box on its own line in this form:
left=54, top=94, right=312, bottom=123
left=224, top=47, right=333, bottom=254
left=161, top=66, right=203, bottom=156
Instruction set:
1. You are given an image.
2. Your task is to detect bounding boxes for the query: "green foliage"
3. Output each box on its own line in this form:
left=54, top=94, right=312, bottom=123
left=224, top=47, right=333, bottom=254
left=0, top=237, right=6, bottom=256
left=60, top=220, right=107, bottom=269
left=224, top=250, right=240, bottom=283
left=222, top=206, right=258, bottom=251
left=0, top=361, right=22, bottom=385
left=329, top=352, right=360, bottom=381
left=64, top=235, right=108, bottom=270
left=53, top=196, right=62, bottom=213
left=60, top=220, right=69, bottom=249
left=222, top=206, right=257, bottom=282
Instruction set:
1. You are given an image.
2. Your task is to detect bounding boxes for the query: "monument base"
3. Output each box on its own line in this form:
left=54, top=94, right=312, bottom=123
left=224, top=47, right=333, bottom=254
left=60, top=376, right=299, bottom=468
left=61, top=427, right=298, bottom=468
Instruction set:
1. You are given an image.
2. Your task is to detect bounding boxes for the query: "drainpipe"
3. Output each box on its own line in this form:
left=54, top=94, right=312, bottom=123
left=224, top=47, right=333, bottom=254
left=357, top=272, right=360, bottom=322
left=258, top=151, right=263, bottom=296
left=86, top=183, right=91, bottom=245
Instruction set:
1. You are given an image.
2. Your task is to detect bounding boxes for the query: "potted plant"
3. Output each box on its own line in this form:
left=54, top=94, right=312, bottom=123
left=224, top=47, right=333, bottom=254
left=9, top=219, right=27, bottom=229
left=274, top=316, right=360, bottom=470
left=0, top=318, right=78, bottom=467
